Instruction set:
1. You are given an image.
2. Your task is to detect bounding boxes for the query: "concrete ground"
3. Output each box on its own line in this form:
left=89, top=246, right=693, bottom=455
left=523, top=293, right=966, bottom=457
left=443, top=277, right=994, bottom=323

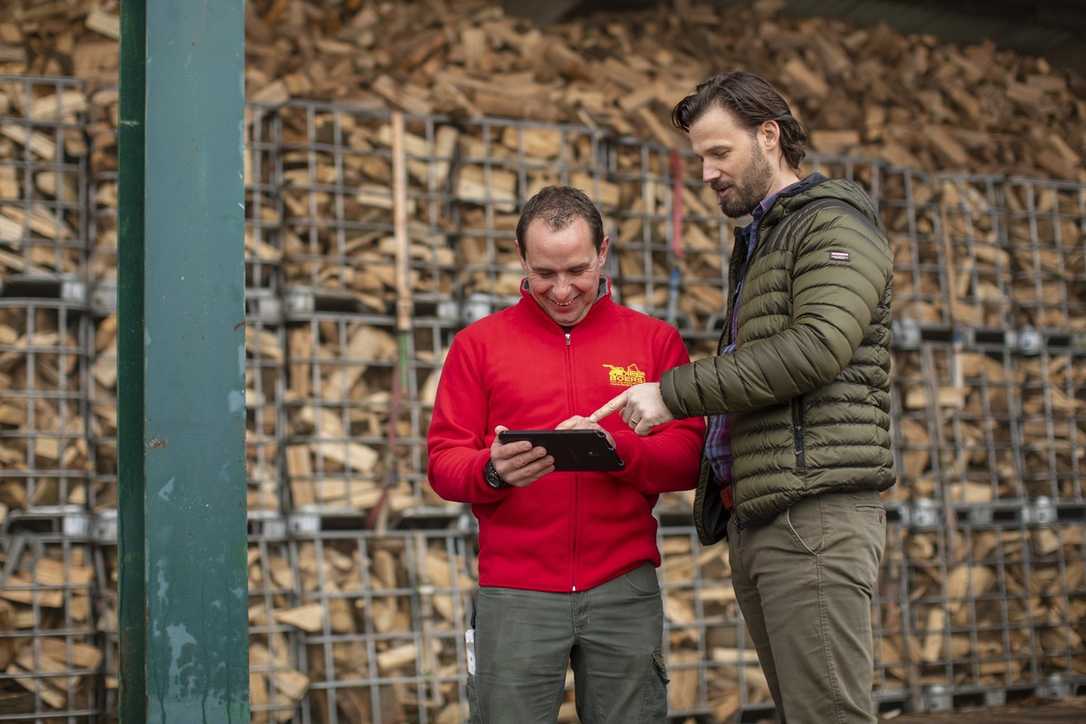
left=886, top=698, right=1086, bottom=723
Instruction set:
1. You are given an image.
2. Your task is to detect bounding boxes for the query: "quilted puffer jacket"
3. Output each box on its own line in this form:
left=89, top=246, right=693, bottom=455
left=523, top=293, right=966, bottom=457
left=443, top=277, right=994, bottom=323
left=660, top=175, right=895, bottom=544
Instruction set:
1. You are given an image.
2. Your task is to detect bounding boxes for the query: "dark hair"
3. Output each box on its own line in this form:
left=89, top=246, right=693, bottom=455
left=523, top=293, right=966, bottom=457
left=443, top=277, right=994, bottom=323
left=671, top=71, right=808, bottom=170
left=515, top=185, right=605, bottom=257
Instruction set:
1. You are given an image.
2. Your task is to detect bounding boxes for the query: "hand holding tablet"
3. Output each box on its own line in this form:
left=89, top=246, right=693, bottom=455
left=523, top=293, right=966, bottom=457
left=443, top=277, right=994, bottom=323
left=498, top=429, right=624, bottom=471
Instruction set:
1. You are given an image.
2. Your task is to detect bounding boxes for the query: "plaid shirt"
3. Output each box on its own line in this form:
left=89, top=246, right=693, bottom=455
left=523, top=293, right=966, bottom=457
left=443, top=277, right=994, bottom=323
left=704, top=188, right=793, bottom=498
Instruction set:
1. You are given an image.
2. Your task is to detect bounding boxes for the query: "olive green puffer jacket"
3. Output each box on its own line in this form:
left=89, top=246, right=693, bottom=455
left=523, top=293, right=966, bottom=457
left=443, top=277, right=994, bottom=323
left=660, top=175, right=895, bottom=544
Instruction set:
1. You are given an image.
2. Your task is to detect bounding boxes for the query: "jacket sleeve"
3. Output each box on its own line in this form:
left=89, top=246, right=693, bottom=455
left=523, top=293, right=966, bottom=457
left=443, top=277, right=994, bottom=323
left=660, top=209, right=891, bottom=417
left=610, top=327, right=705, bottom=494
left=427, top=334, right=511, bottom=504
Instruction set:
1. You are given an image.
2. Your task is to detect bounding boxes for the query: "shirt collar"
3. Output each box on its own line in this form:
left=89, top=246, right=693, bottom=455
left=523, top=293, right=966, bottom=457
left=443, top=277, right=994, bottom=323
left=751, top=193, right=777, bottom=222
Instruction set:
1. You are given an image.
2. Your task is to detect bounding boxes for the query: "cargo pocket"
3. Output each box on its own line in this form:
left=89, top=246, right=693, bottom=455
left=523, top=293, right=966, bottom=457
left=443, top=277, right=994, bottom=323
left=640, top=650, right=669, bottom=722
left=466, top=673, right=481, bottom=724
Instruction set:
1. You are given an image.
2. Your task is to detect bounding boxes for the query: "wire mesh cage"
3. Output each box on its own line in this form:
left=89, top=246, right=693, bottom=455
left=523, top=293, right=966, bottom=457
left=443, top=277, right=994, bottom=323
left=890, top=341, right=1023, bottom=505
left=0, top=298, right=90, bottom=522
left=283, top=308, right=460, bottom=519
left=903, top=517, right=1086, bottom=701
left=656, top=526, right=770, bottom=720
left=1003, top=178, right=1086, bottom=333
left=3, top=81, right=1086, bottom=721
left=276, top=101, right=460, bottom=314
left=283, top=529, right=476, bottom=724
left=247, top=532, right=311, bottom=723
left=247, top=289, right=289, bottom=513
left=0, top=76, right=88, bottom=280
left=0, top=530, right=101, bottom=721
left=450, top=117, right=611, bottom=306
left=1016, top=345, right=1086, bottom=502
left=607, top=138, right=732, bottom=337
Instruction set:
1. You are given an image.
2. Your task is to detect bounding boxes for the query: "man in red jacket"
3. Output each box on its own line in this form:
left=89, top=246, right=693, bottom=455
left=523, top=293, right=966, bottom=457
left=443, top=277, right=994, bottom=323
left=428, top=186, right=704, bottom=723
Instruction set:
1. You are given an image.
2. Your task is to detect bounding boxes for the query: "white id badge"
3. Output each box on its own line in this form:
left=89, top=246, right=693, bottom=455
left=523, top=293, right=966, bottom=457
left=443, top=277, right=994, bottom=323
left=465, top=628, right=476, bottom=675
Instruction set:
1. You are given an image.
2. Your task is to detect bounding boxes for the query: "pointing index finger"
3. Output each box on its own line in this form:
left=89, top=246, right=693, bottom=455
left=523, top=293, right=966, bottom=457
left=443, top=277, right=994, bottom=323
left=589, top=390, right=629, bottom=423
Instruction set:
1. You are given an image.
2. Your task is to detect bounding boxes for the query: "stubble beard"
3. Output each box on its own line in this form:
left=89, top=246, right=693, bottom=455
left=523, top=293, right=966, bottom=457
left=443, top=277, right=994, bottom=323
left=713, top=144, right=775, bottom=219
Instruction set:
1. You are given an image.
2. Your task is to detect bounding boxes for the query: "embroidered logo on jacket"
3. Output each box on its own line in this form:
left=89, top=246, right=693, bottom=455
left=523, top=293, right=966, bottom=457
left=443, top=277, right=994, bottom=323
left=602, top=363, right=646, bottom=387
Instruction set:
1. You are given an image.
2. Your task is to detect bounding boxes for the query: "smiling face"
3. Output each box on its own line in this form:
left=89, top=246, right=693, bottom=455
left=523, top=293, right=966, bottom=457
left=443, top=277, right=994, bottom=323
left=519, top=217, right=609, bottom=327
left=689, top=104, right=776, bottom=218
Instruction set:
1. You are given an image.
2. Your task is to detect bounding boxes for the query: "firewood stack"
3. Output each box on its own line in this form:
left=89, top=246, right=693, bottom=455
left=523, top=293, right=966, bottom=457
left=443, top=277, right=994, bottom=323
left=889, top=329, right=1086, bottom=506
left=80, top=521, right=1086, bottom=721
left=2, top=0, right=1086, bottom=721
left=0, top=534, right=100, bottom=717
left=7, top=0, right=1084, bottom=181
left=0, top=300, right=90, bottom=522
left=885, top=520, right=1086, bottom=697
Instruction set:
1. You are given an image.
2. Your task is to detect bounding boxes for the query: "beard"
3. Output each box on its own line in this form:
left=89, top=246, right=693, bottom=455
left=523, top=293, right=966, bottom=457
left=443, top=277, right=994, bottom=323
left=711, top=144, right=774, bottom=218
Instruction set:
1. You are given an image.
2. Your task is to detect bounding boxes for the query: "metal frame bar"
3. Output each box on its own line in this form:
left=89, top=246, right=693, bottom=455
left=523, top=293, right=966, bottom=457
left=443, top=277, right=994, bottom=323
left=117, top=1, right=249, bottom=720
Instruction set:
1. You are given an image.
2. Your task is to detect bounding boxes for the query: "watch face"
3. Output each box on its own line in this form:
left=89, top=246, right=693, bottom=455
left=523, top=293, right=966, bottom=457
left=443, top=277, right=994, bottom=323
left=485, top=462, right=504, bottom=488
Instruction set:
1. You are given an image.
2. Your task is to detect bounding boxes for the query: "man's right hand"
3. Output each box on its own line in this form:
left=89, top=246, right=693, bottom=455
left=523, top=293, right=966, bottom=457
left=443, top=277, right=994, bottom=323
left=489, top=425, right=555, bottom=487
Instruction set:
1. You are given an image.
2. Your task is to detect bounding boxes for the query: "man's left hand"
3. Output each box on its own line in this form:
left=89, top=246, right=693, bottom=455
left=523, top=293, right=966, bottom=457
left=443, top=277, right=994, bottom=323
left=555, top=415, right=615, bottom=448
left=590, top=382, right=673, bottom=436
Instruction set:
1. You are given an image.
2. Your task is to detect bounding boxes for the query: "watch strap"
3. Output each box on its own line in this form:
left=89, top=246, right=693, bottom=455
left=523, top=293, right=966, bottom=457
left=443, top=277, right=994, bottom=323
left=484, top=459, right=509, bottom=489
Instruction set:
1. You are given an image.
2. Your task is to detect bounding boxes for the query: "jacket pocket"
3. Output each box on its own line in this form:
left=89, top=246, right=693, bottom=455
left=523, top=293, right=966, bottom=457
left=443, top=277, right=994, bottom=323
left=791, top=397, right=807, bottom=474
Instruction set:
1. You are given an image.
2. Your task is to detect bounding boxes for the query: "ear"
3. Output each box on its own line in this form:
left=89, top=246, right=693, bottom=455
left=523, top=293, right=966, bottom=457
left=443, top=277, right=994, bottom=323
left=760, top=120, right=780, bottom=152
left=597, top=236, right=610, bottom=267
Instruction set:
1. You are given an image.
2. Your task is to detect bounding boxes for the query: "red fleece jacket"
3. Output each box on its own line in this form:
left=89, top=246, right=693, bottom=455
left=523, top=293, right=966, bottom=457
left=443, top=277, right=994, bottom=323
left=427, top=284, right=705, bottom=592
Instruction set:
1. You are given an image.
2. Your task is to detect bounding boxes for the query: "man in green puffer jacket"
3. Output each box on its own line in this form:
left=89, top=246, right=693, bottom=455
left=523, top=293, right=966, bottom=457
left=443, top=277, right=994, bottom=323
left=591, top=72, right=894, bottom=723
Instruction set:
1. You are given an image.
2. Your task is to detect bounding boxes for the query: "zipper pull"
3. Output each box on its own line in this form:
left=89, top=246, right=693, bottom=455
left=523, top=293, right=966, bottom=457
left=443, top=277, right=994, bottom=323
left=565, top=331, right=571, bottom=346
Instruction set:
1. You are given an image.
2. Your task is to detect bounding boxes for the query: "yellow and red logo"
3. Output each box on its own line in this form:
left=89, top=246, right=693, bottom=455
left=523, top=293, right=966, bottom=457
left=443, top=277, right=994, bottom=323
left=602, top=363, right=646, bottom=387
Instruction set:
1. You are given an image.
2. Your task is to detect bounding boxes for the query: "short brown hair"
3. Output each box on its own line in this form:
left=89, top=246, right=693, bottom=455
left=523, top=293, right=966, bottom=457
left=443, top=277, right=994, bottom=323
left=671, top=71, right=808, bottom=170
left=515, top=186, right=604, bottom=257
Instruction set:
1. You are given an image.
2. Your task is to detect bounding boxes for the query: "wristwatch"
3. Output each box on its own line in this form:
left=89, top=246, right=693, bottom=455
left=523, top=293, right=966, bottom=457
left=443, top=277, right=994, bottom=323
left=484, top=459, right=510, bottom=489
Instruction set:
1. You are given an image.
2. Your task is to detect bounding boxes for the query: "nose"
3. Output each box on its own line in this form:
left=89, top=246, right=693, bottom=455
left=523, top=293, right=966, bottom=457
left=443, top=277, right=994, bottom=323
left=552, top=275, right=576, bottom=300
left=702, top=162, right=719, bottom=184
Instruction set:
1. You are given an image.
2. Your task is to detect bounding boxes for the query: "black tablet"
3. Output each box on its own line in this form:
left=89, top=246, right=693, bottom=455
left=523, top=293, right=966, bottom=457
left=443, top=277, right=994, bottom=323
left=498, top=429, right=625, bottom=472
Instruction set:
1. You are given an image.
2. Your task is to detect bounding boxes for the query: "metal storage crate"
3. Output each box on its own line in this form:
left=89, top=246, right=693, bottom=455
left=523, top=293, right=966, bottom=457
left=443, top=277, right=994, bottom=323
left=0, top=528, right=101, bottom=721
left=0, top=76, right=88, bottom=280
left=1003, top=177, right=1086, bottom=333
left=277, top=527, right=476, bottom=724
left=0, top=297, right=90, bottom=523
left=275, top=102, right=458, bottom=313
left=282, top=304, right=461, bottom=520
left=902, top=515, right=1086, bottom=709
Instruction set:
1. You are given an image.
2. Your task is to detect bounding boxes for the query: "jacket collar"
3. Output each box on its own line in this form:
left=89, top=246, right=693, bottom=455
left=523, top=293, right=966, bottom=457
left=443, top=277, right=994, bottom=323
left=760, top=172, right=827, bottom=226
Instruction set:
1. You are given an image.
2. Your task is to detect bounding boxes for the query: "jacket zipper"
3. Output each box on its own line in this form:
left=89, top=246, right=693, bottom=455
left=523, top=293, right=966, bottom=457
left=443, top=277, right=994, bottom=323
left=791, top=397, right=807, bottom=473
left=565, top=330, right=578, bottom=592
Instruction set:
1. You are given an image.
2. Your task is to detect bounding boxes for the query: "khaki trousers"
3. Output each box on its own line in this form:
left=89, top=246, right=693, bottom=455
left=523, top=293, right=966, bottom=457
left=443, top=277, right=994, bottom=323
left=727, top=490, right=887, bottom=723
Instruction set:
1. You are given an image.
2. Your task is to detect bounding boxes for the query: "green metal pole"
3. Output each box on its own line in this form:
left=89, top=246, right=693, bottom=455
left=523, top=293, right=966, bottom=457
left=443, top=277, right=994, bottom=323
left=118, top=1, right=249, bottom=721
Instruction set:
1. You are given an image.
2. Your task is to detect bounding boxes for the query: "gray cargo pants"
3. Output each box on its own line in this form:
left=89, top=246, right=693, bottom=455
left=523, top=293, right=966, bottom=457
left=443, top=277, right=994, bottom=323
left=728, top=490, right=887, bottom=723
left=467, top=563, right=669, bottom=724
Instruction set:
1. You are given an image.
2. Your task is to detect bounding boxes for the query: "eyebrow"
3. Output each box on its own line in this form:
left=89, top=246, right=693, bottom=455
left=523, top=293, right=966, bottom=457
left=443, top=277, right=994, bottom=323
left=530, top=262, right=591, bottom=273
